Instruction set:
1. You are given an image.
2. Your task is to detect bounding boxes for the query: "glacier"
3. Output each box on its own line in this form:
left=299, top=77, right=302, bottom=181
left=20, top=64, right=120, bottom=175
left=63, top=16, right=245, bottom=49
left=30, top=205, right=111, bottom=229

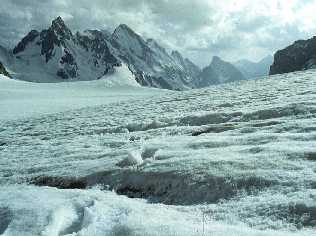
left=0, top=69, right=316, bottom=235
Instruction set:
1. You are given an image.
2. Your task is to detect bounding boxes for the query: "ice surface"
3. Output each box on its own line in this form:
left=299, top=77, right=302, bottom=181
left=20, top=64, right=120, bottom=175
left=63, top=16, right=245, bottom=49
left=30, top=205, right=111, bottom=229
left=0, top=185, right=314, bottom=236
left=0, top=72, right=164, bottom=121
left=1, top=70, right=316, bottom=235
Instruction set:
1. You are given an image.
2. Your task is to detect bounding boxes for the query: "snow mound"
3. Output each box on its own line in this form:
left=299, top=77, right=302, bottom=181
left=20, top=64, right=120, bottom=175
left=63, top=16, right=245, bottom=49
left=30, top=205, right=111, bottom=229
left=0, top=74, right=11, bottom=80
left=118, top=150, right=144, bottom=167
left=127, top=150, right=143, bottom=166
left=0, top=73, right=164, bottom=121
left=99, top=64, right=140, bottom=88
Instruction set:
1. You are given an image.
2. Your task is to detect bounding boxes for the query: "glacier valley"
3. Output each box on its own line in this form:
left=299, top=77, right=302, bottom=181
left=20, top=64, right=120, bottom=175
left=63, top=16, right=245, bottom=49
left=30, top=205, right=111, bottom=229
left=0, top=69, right=316, bottom=236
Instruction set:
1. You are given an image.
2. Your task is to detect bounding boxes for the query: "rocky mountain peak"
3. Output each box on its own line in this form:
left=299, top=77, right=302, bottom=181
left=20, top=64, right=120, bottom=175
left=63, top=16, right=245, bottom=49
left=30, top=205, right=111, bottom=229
left=112, top=24, right=147, bottom=48
left=211, top=56, right=245, bottom=83
left=198, top=56, right=246, bottom=87
left=111, top=24, right=149, bottom=62
left=38, top=17, right=74, bottom=63
left=50, top=16, right=73, bottom=40
left=52, top=16, right=65, bottom=27
left=113, top=24, right=135, bottom=38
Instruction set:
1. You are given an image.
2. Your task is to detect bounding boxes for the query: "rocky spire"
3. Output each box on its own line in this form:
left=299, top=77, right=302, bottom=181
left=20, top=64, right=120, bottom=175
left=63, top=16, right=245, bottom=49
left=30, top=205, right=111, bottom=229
left=50, top=16, right=73, bottom=40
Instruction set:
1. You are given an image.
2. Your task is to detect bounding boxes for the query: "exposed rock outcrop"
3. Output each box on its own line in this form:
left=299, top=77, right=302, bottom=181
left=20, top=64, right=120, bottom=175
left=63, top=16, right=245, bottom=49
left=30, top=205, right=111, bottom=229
left=0, top=62, right=10, bottom=78
left=270, top=36, right=316, bottom=75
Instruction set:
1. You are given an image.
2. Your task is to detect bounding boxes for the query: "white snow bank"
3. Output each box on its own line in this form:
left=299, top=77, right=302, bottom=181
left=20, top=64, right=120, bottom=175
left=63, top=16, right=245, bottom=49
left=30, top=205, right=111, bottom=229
left=126, top=150, right=143, bottom=166
left=0, top=73, right=165, bottom=121
left=0, top=74, right=10, bottom=80
left=100, top=64, right=141, bottom=88
left=117, top=150, right=144, bottom=167
left=0, top=185, right=314, bottom=236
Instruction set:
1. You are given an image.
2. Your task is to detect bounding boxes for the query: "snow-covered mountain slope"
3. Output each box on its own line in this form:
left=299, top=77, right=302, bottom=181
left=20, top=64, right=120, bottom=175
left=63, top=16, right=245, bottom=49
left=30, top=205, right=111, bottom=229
left=198, top=56, right=246, bottom=87
left=171, top=50, right=201, bottom=84
left=11, top=17, right=120, bottom=83
left=1, top=70, right=316, bottom=235
left=111, top=25, right=200, bottom=90
left=7, top=17, right=201, bottom=90
left=234, top=55, right=273, bottom=79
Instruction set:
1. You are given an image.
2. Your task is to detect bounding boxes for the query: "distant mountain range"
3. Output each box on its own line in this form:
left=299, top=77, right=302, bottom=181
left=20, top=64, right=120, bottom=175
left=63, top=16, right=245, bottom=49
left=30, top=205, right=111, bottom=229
left=270, top=36, right=316, bottom=75
left=234, top=55, right=273, bottom=79
left=199, top=56, right=246, bottom=87
left=0, top=16, right=265, bottom=90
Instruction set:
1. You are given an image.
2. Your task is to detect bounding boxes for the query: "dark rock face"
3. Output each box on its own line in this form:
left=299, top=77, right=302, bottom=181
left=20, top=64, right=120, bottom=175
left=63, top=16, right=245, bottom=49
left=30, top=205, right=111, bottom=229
left=76, top=30, right=120, bottom=67
left=13, top=17, right=73, bottom=63
left=40, top=17, right=74, bottom=63
left=51, top=16, right=73, bottom=41
left=13, top=30, right=39, bottom=55
left=270, top=36, right=316, bottom=75
left=0, top=62, right=10, bottom=77
left=75, top=30, right=121, bottom=79
left=31, top=175, right=87, bottom=189
left=60, top=49, right=75, bottom=65
left=40, top=29, right=60, bottom=62
left=57, top=49, right=78, bottom=79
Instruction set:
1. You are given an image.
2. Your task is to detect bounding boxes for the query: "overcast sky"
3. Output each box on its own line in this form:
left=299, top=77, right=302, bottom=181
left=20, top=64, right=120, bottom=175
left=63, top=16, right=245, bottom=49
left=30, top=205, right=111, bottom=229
left=1, top=0, right=316, bottom=66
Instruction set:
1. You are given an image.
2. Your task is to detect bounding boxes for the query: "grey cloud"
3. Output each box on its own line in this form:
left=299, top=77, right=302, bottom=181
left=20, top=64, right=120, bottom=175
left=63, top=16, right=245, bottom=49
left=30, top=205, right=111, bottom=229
left=0, top=0, right=315, bottom=66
